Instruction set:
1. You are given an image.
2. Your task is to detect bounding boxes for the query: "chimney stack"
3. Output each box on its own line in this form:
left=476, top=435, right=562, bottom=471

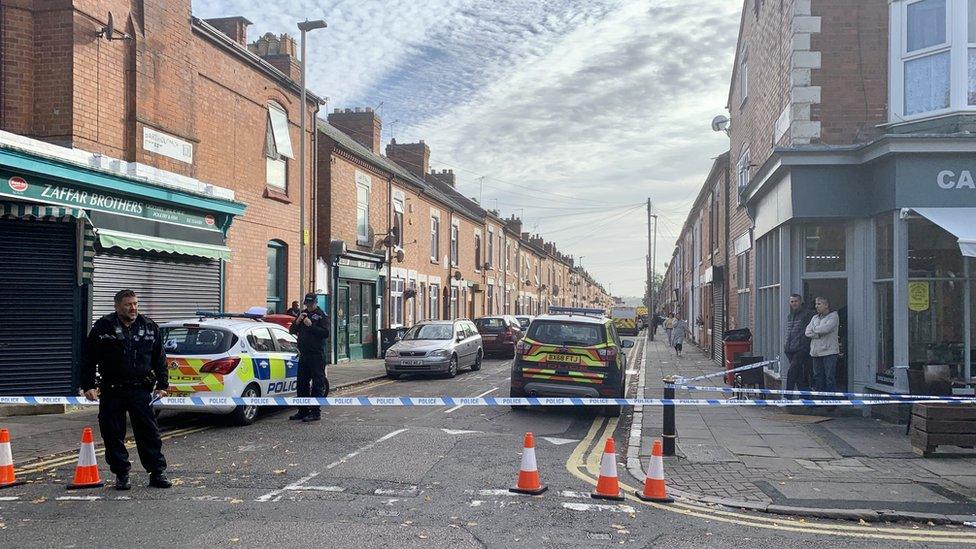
left=328, top=107, right=382, bottom=154
left=205, top=16, right=253, bottom=46
left=248, top=32, right=301, bottom=81
left=386, top=139, right=430, bottom=179
left=505, top=215, right=523, bottom=236
left=428, top=168, right=456, bottom=188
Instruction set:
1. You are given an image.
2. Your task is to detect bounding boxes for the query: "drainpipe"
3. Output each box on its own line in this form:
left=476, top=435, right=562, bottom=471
left=387, top=173, right=394, bottom=329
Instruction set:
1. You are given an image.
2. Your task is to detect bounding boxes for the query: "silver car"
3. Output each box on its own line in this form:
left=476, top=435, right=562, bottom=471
left=384, top=320, right=483, bottom=379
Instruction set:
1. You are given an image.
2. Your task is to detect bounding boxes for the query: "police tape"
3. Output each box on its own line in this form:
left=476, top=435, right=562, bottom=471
left=674, top=359, right=779, bottom=383
left=679, top=385, right=975, bottom=401
left=2, top=395, right=975, bottom=408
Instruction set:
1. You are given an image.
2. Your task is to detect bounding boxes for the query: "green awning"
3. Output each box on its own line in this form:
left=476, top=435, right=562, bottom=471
left=0, top=200, right=88, bottom=221
left=98, top=229, right=231, bottom=261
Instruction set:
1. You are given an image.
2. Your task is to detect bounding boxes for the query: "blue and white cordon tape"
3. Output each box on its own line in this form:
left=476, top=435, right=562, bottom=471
left=674, top=359, right=778, bottom=383
left=1, top=395, right=975, bottom=408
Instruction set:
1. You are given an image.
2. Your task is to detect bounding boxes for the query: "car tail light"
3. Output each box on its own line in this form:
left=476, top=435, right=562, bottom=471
left=597, top=347, right=618, bottom=363
left=200, top=357, right=241, bottom=374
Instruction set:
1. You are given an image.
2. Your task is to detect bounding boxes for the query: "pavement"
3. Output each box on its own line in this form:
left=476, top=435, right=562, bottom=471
left=630, top=334, right=976, bottom=525
left=1, top=358, right=387, bottom=468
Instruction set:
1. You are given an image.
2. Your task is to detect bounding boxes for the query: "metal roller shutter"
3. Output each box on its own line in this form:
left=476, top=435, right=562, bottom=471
left=0, top=219, right=79, bottom=395
left=92, top=251, right=220, bottom=323
left=712, top=283, right=725, bottom=365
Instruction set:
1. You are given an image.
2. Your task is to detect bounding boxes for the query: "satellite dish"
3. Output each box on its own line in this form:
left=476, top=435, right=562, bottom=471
left=711, top=115, right=730, bottom=133
left=104, top=12, right=115, bottom=39
left=395, top=249, right=405, bottom=263
left=453, top=271, right=462, bottom=281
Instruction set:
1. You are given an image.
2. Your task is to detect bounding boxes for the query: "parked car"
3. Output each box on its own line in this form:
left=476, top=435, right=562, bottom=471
left=514, top=315, right=535, bottom=330
left=384, top=320, right=483, bottom=379
left=474, top=315, right=524, bottom=358
left=509, top=307, right=634, bottom=417
left=158, top=310, right=302, bottom=426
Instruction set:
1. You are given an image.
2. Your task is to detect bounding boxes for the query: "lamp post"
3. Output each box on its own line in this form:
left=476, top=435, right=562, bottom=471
left=297, top=18, right=327, bottom=298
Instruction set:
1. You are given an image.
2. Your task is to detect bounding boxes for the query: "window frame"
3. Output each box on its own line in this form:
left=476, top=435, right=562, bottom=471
left=736, top=147, right=751, bottom=205
left=450, top=221, right=459, bottom=267
left=393, top=198, right=404, bottom=247
left=356, top=171, right=372, bottom=246
left=391, top=277, right=405, bottom=328
left=430, top=215, right=440, bottom=262
left=474, top=232, right=482, bottom=272
left=739, top=48, right=749, bottom=106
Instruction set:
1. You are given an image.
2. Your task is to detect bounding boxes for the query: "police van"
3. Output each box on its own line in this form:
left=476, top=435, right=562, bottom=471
left=158, top=308, right=304, bottom=425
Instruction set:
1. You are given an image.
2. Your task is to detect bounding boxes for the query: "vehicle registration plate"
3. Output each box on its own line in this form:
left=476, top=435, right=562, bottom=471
left=547, top=353, right=580, bottom=364
left=402, top=360, right=425, bottom=366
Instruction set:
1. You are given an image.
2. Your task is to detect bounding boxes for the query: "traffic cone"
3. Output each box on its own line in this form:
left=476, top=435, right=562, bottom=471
left=0, top=428, right=25, bottom=489
left=510, top=432, right=547, bottom=495
left=637, top=439, right=673, bottom=503
left=591, top=437, right=624, bottom=501
left=66, top=427, right=104, bottom=490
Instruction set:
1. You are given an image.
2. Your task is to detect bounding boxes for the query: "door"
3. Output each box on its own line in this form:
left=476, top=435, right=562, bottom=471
left=0, top=219, right=79, bottom=395
left=336, top=284, right=350, bottom=361
left=269, top=327, right=300, bottom=396
left=803, top=278, right=848, bottom=389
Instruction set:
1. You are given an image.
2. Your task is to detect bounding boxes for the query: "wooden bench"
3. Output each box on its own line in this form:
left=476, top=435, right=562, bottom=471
left=910, top=403, right=976, bottom=457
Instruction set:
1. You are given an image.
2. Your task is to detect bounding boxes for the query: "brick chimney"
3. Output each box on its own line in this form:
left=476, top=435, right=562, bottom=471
left=205, top=16, right=252, bottom=46
left=328, top=108, right=382, bottom=154
left=386, top=139, right=429, bottom=179
left=427, top=168, right=456, bottom=188
left=248, top=33, right=301, bottom=81
left=505, top=215, right=522, bottom=235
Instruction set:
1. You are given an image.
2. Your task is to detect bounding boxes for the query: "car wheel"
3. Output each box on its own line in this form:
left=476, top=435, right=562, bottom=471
left=471, top=350, right=483, bottom=371
left=231, top=384, right=260, bottom=426
left=446, top=355, right=459, bottom=378
left=510, top=386, right=526, bottom=411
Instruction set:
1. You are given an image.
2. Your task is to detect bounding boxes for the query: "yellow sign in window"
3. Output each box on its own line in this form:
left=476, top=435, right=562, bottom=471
left=908, top=281, right=930, bottom=312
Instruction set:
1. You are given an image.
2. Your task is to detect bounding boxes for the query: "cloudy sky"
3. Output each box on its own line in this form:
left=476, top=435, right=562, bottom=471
left=198, top=0, right=741, bottom=298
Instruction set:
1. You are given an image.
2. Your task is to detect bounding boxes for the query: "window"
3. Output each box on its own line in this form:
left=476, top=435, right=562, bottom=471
left=271, top=328, right=299, bottom=353
left=430, top=216, right=440, bottom=261
left=450, top=287, right=459, bottom=319
left=356, top=171, right=371, bottom=245
left=736, top=148, right=751, bottom=204
left=419, top=283, right=427, bottom=321
left=391, top=278, right=405, bottom=327
left=486, top=230, right=494, bottom=269
left=429, top=283, right=439, bottom=320
left=265, top=103, right=293, bottom=190
left=475, top=234, right=482, bottom=271
left=393, top=199, right=404, bottom=247
left=160, top=327, right=237, bottom=355
left=266, top=240, right=287, bottom=313
left=739, top=49, right=749, bottom=104
left=487, top=284, right=494, bottom=314
left=247, top=328, right=275, bottom=353
left=756, top=231, right=782, bottom=374
left=450, top=223, right=459, bottom=267
left=804, top=224, right=846, bottom=272
left=736, top=251, right=750, bottom=329
left=875, top=213, right=896, bottom=383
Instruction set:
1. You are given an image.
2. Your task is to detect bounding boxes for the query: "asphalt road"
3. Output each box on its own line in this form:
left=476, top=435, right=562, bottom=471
left=1, top=344, right=974, bottom=548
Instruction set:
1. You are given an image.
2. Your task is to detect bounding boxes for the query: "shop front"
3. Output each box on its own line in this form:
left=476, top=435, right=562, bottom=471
left=332, top=250, right=384, bottom=361
left=745, top=139, right=976, bottom=394
left=0, top=139, right=244, bottom=395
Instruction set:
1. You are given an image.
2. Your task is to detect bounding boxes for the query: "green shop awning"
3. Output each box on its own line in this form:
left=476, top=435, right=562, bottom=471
left=0, top=200, right=87, bottom=221
left=98, top=229, right=231, bottom=261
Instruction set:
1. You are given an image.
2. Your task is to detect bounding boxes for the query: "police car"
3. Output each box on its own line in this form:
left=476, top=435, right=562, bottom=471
left=158, top=308, right=304, bottom=426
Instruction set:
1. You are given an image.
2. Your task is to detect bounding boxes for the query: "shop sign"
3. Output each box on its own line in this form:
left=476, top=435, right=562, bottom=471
left=908, top=281, right=930, bottom=312
left=2, top=175, right=219, bottom=231
left=338, top=257, right=379, bottom=270
left=937, top=170, right=976, bottom=190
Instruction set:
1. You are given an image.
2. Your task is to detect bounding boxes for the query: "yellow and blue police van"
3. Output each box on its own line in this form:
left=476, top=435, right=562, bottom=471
left=158, top=308, right=303, bottom=425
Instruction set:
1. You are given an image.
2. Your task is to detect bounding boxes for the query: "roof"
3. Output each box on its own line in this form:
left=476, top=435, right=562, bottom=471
left=159, top=317, right=284, bottom=332
left=533, top=314, right=607, bottom=325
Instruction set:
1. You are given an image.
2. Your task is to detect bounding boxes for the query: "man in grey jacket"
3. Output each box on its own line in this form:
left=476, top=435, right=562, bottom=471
left=805, top=296, right=840, bottom=393
left=784, top=294, right=814, bottom=396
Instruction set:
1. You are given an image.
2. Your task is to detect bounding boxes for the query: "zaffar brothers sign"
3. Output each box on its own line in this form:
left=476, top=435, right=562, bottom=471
left=937, top=170, right=976, bottom=190
left=2, top=174, right=219, bottom=231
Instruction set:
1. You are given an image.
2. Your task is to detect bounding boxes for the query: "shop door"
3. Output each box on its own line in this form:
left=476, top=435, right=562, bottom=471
left=0, top=219, right=80, bottom=395
left=336, top=284, right=349, bottom=361
left=348, top=282, right=376, bottom=359
left=92, top=251, right=220, bottom=323
left=803, top=279, right=848, bottom=389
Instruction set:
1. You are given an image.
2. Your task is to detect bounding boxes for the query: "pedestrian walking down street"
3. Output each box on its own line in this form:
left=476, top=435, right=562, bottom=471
left=289, top=293, right=330, bottom=423
left=81, top=289, right=170, bottom=491
left=784, top=294, right=815, bottom=398
left=664, top=312, right=676, bottom=346
left=805, top=296, right=840, bottom=394
left=286, top=300, right=302, bottom=318
left=670, top=314, right=689, bottom=357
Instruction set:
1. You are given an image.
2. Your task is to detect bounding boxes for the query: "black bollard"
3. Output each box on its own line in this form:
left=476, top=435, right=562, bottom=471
left=662, top=375, right=676, bottom=456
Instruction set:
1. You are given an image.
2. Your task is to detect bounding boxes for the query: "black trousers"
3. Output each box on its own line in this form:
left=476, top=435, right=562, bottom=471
left=785, top=351, right=811, bottom=397
left=297, top=353, right=328, bottom=416
left=98, top=387, right=166, bottom=476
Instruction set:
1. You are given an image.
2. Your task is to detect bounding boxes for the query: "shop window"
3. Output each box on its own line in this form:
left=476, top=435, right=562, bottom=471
left=391, top=278, right=404, bottom=327
left=756, top=231, right=781, bottom=373
left=265, top=103, right=292, bottom=191
left=804, top=224, right=846, bottom=273
left=875, top=214, right=896, bottom=383
left=430, top=216, right=440, bottom=261
left=356, top=171, right=371, bottom=245
left=266, top=240, right=287, bottom=313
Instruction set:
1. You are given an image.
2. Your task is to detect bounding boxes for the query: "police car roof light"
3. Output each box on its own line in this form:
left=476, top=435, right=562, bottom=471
left=194, top=308, right=266, bottom=321
left=548, top=306, right=605, bottom=317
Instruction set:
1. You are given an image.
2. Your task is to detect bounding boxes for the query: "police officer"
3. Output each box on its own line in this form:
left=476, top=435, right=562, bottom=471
left=81, top=289, right=170, bottom=490
left=289, top=292, right=330, bottom=422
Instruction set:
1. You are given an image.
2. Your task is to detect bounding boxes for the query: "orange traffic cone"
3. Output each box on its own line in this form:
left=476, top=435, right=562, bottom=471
left=510, top=432, right=547, bottom=495
left=591, top=437, right=624, bottom=501
left=66, top=427, right=104, bottom=490
left=0, top=428, right=25, bottom=489
left=637, top=439, right=673, bottom=502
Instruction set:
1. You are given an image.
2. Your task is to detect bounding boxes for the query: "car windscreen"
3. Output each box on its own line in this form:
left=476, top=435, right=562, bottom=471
left=526, top=321, right=604, bottom=347
left=474, top=318, right=507, bottom=333
left=161, top=327, right=238, bottom=355
left=402, top=324, right=454, bottom=340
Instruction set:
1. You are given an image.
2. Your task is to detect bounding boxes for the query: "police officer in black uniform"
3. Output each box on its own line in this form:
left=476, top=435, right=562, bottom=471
left=289, top=292, right=330, bottom=422
left=81, top=289, right=171, bottom=490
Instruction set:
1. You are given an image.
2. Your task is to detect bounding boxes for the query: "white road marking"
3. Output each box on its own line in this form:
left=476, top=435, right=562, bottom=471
left=464, top=488, right=518, bottom=496
left=625, top=370, right=639, bottom=375
left=541, top=437, right=579, bottom=446
left=441, top=429, right=482, bottom=435
left=289, top=485, right=345, bottom=493
left=0, top=496, right=20, bottom=501
left=374, top=486, right=418, bottom=496
left=256, top=428, right=408, bottom=502
left=562, top=502, right=636, bottom=513
left=444, top=387, right=498, bottom=413
left=469, top=500, right=484, bottom=507
left=56, top=496, right=102, bottom=501
left=190, top=496, right=242, bottom=502
left=557, top=490, right=591, bottom=499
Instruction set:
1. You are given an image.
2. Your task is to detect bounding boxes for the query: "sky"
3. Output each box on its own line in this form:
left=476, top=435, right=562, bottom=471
left=197, top=0, right=741, bottom=298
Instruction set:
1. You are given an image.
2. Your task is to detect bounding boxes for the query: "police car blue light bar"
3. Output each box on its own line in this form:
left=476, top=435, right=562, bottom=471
left=194, top=306, right=268, bottom=320
left=548, top=306, right=605, bottom=317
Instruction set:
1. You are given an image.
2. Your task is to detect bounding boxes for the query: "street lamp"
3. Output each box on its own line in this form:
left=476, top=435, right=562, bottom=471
left=297, top=18, right=327, bottom=298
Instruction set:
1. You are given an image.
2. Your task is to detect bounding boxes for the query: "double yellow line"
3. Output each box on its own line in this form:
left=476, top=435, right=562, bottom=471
left=566, top=414, right=976, bottom=544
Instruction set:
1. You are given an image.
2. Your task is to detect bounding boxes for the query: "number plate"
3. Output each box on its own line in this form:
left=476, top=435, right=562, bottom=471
left=546, top=353, right=580, bottom=364
left=402, top=360, right=425, bottom=366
